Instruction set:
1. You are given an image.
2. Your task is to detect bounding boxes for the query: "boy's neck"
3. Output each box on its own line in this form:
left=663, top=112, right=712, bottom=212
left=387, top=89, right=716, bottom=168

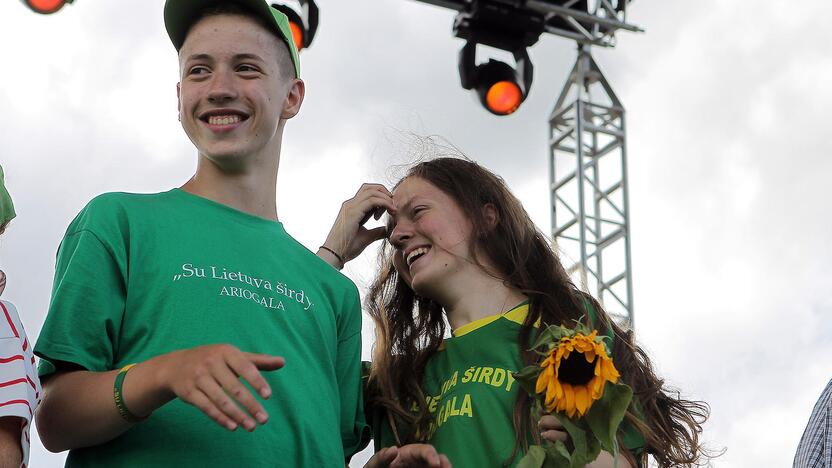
left=181, top=153, right=280, bottom=221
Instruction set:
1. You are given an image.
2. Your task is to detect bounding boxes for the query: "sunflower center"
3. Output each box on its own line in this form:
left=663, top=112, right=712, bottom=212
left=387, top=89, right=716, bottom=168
left=558, top=352, right=597, bottom=386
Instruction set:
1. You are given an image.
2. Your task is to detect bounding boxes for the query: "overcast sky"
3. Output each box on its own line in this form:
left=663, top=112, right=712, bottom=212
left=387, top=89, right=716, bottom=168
left=1, top=0, right=830, bottom=466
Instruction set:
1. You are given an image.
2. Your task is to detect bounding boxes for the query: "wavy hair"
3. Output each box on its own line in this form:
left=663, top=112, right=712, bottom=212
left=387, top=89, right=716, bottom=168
left=366, top=156, right=712, bottom=466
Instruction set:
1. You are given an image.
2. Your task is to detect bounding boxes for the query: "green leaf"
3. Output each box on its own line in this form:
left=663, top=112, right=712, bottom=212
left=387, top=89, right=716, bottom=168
left=531, top=325, right=558, bottom=350
left=513, top=366, right=543, bottom=397
left=517, top=445, right=547, bottom=468
left=557, top=414, right=601, bottom=468
left=543, top=442, right=572, bottom=468
left=585, top=383, right=633, bottom=453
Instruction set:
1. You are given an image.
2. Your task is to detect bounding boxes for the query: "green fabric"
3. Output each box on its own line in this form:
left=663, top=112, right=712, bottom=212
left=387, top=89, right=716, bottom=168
left=371, top=304, right=645, bottom=468
left=164, top=0, right=301, bottom=78
left=35, top=189, right=368, bottom=467
left=0, top=165, right=15, bottom=227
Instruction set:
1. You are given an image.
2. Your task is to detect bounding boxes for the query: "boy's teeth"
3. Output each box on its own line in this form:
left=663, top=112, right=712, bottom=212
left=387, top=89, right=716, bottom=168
left=208, top=115, right=241, bottom=125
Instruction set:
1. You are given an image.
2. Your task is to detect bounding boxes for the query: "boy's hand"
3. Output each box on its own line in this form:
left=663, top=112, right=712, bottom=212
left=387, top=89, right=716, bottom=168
left=158, top=344, right=284, bottom=432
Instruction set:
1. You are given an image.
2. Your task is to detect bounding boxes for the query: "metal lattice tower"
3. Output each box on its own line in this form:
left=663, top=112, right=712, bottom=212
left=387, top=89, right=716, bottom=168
left=549, top=45, right=633, bottom=325
left=406, top=0, right=641, bottom=325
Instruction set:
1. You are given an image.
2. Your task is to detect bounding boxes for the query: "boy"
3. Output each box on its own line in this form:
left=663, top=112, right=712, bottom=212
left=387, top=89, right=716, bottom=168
left=34, top=1, right=367, bottom=466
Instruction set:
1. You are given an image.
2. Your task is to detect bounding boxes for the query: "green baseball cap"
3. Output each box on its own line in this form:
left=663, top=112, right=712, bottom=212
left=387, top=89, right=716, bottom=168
left=0, top=165, right=15, bottom=228
left=164, top=0, right=300, bottom=78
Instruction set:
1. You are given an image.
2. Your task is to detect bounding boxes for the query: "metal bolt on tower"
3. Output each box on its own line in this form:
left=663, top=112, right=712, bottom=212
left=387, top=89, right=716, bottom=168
left=549, top=46, right=634, bottom=325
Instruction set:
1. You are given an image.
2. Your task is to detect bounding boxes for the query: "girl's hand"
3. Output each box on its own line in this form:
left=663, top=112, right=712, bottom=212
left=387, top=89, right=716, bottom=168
left=320, top=184, right=394, bottom=269
left=365, top=444, right=452, bottom=468
left=539, top=413, right=569, bottom=443
left=539, top=414, right=633, bottom=468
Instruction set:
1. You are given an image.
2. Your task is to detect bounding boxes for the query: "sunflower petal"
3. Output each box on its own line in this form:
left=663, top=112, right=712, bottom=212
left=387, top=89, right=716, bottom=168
left=584, top=349, right=596, bottom=363
left=564, top=383, right=576, bottom=418
left=575, top=385, right=590, bottom=416
left=546, top=374, right=558, bottom=407
left=536, top=364, right=553, bottom=394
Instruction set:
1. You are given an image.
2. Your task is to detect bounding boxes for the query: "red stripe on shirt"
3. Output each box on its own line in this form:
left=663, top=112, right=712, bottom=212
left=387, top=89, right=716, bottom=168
left=0, top=399, right=33, bottom=417
left=0, top=302, right=19, bottom=338
left=0, top=355, right=24, bottom=364
left=0, top=377, right=27, bottom=389
left=26, top=375, right=37, bottom=391
left=22, top=338, right=29, bottom=352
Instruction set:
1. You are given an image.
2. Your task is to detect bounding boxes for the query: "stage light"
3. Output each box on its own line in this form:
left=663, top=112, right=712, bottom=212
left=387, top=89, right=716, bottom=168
left=21, top=0, right=72, bottom=14
left=458, top=41, right=533, bottom=116
left=486, top=81, right=522, bottom=115
left=271, top=1, right=319, bottom=51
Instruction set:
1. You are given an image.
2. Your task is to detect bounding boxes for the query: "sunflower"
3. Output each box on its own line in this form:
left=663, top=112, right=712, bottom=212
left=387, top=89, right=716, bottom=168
left=535, top=331, right=620, bottom=418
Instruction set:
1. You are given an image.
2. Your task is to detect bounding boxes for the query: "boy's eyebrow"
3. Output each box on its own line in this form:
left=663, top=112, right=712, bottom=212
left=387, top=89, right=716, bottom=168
left=183, top=53, right=266, bottom=63
left=233, top=53, right=266, bottom=63
left=183, top=53, right=213, bottom=63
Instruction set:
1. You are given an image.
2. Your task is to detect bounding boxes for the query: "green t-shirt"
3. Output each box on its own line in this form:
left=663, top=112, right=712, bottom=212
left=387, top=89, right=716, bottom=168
left=372, top=303, right=644, bottom=468
left=35, top=189, right=368, bottom=467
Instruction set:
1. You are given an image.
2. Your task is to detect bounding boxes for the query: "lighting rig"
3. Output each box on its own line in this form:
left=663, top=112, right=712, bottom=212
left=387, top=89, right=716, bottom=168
left=412, top=0, right=643, bottom=325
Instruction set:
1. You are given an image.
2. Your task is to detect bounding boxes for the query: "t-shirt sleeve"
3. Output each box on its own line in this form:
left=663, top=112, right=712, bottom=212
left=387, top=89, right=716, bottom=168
left=34, top=227, right=127, bottom=377
left=335, top=285, right=371, bottom=459
left=0, top=301, right=41, bottom=467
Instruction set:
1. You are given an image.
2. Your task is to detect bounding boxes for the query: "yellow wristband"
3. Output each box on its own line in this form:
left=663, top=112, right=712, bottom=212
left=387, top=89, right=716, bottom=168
left=114, top=364, right=146, bottom=423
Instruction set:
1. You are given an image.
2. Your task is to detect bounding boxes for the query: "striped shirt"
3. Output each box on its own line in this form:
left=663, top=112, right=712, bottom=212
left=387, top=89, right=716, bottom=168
left=0, top=300, right=41, bottom=468
left=795, top=379, right=832, bottom=468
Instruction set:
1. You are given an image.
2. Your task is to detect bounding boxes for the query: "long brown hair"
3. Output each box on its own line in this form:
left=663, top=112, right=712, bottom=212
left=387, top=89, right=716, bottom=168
left=366, top=156, right=711, bottom=466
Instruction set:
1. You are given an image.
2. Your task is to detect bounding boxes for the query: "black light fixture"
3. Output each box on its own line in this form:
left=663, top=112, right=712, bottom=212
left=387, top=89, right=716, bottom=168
left=270, top=0, right=319, bottom=51
left=458, top=41, right=533, bottom=116
left=21, top=0, right=72, bottom=14
left=452, top=1, right=542, bottom=116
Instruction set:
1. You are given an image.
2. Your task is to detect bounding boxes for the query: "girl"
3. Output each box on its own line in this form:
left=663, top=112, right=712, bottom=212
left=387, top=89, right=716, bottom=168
left=319, top=157, right=709, bottom=468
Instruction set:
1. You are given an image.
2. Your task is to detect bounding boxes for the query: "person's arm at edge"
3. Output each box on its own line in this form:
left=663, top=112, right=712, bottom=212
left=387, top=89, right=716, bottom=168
left=0, top=417, right=22, bottom=468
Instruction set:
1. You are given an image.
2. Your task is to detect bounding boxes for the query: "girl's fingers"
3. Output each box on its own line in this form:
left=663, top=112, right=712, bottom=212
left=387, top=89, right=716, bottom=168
left=538, top=414, right=562, bottom=430
left=541, top=429, right=569, bottom=443
left=439, top=454, right=452, bottom=468
left=356, top=183, right=390, bottom=197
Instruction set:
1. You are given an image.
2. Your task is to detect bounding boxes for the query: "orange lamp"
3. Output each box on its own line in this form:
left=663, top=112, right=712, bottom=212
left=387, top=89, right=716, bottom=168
left=23, top=0, right=70, bottom=14
left=289, top=21, right=304, bottom=51
left=485, top=81, right=523, bottom=115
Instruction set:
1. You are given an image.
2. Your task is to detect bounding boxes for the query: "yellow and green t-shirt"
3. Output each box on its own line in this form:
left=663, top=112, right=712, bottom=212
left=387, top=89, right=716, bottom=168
left=371, top=302, right=644, bottom=468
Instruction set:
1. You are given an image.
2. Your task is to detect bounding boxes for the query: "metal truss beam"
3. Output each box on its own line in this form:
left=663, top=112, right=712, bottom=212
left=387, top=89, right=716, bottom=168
left=549, top=46, right=634, bottom=326
left=410, top=0, right=642, bottom=48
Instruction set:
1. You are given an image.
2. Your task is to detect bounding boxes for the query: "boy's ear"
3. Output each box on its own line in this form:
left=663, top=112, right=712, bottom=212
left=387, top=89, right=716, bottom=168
left=280, top=79, right=306, bottom=119
left=176, top=83, right=181, bottom=120
left=483, top=203, right=499, bottom=231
